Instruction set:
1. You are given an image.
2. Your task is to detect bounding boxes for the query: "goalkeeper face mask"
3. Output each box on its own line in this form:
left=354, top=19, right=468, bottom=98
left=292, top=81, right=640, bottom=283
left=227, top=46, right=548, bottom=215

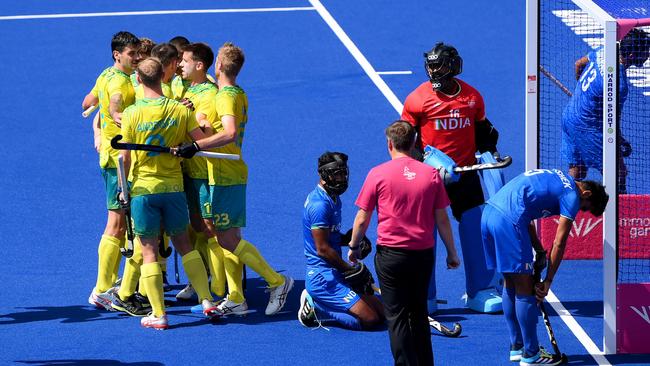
left=318, top=156, right=349, bottom=196
left=424, top=42, right=463, bottom=90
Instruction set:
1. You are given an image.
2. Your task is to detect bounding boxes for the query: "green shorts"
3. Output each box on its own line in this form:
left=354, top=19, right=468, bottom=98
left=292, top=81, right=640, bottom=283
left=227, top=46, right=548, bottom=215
left=101, top=168, right=120, bottom=210
left=131, top=192, right=189, bottom=238
left=184, top=176, right=211, bottom=218
left=210, top=184, right=246, bottom=230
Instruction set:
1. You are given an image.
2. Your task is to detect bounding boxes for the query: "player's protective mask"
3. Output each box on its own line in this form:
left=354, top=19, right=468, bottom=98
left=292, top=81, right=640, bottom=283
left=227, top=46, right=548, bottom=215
left=424, top=42, right=463, bottom=90
left=318, top=156, right=349, bottom=196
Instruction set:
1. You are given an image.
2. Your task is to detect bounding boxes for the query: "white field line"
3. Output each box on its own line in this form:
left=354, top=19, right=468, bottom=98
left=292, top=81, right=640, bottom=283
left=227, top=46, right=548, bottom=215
left=309, top=0, right=403, bottom=114
left=546, top=290, right=612, bottom=365
left=377, top=70, right=413, bottom=75
left=0, top=7, right=315, bottom=20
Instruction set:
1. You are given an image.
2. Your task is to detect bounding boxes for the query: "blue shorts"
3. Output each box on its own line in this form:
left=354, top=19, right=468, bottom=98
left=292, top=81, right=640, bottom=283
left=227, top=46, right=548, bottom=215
left=184, top=176, right=211, bottom=218
left=305, top=267, right=360, bottom=312
left=131, top=192, right=190, bottom=238
left=210, top=184, right=246, bottom=230
left=481, top=204, right=534, bottom=274
left=561, top=116, right=602, bottom=170
left=101, top=168, right=120, bottom=210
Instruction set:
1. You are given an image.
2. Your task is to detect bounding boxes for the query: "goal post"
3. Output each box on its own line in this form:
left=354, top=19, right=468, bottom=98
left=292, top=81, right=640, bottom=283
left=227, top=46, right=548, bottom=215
left=526, top=0, right=650, bottom=355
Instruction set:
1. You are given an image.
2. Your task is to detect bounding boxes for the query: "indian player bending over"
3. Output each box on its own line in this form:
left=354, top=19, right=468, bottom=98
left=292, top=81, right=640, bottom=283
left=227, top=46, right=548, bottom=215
left=481, top=169, right=608, bottom=365
left=175, top=42, right=294, bottom=316
left=119, top=57, right=222, bottom=329
left=82, top=31, right=141, bottom=310
left=299, top=152, right=384, bottom=330
left=562, top=28, right=650, bottom=193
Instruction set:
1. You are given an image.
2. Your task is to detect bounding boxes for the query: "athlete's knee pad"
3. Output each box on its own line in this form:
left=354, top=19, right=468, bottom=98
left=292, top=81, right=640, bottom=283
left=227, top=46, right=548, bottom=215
left=459, top=206, right=495, bottom=296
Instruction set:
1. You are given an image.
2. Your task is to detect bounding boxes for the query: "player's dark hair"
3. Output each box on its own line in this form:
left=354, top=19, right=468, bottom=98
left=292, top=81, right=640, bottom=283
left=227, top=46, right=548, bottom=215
left=151, top=43, right=179, bottom=67
left=136, top=57, right=163, bottom=88
left=621, top=28, right=650, bottom=52
left=169, top=36, right=190, bottom=53
left=385, top=120, right=416, bottom=152
left=111, top=31, right=140, bottom=61
left=183, top=43, right=214, bottom=70
left=582, top=180, right=609, bottom=217
left=138, top=37, right=156, bottom=58
left=318, top=152, right=348, bottom=170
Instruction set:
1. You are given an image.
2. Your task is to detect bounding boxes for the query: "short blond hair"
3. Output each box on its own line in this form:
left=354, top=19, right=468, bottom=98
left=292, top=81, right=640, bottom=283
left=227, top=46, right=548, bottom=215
left=218, top=42, right=245, bottom=78
left=137, top=57, right=163, bottom=88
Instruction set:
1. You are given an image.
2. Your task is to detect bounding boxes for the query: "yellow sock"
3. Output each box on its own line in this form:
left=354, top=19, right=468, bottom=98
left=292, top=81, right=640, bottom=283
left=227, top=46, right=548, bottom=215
left=194, top=232, right=210, bottom=270
left=224, top=250, right=245, bottom=303
left=95, top=235, right=122, bottom=292
left=182, top=250, right=213, bottom=302
left=118, top=238, right=142, bottom=301
left=207, top=237, right=226, bottom=297
left=141, top=262, right=165, bottom=317
left=111, top=237, right=126, bottom=284
left=233, top=239, right=283, bottom=288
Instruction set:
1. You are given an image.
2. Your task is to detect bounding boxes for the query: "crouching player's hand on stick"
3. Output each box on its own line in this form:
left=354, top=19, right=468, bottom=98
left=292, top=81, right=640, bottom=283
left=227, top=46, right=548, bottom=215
left=535, top=279, right=551, bottom=303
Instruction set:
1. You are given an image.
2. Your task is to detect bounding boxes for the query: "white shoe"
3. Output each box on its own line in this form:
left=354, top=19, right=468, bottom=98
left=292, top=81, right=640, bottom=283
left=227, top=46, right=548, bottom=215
left=265, top=275, right=294, bottom=315
left=88, top=289, right=115, bottom=311
left=175, top=284, right=196, bottom=300
left=217, top=298, right=249, bottom=316
left=201, top=299, right=223, bottom=319
left=141, top=312, right=168, bottom=330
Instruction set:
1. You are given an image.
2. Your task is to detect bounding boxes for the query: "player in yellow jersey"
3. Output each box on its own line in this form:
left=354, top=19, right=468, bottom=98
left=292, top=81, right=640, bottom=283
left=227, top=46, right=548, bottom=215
left=176, top=42, right=294, bottom=316
left=119, top=58, right=222, bottom=329
left=81, top=31, right=141, bottom=310
left=173, top=43, right=227, bottom=302
left=132, top=37, right=157, bottom=100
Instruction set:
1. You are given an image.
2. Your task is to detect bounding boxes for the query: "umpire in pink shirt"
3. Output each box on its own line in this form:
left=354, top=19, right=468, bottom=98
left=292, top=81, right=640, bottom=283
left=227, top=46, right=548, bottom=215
left=348, top=120, right=460, bottom=366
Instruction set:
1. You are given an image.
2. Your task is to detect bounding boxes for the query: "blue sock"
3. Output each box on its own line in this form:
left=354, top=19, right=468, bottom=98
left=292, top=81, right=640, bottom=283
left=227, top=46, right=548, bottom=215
left=515, top=294, right=540, bottom=357
left=503, top=287, right=523, bottom=347
left=313, top=301, right=362, bottom=330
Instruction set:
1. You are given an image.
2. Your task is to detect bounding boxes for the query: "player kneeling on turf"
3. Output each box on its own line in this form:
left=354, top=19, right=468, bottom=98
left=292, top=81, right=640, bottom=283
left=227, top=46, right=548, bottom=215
left=481, top=168, right=608, bottom=365
left=299, top=152, right=384, bottom=330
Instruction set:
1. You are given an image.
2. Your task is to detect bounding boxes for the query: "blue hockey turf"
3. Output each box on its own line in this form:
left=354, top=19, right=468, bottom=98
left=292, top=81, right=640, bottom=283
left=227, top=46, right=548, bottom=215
left=1, top=1, right=649, bottom=365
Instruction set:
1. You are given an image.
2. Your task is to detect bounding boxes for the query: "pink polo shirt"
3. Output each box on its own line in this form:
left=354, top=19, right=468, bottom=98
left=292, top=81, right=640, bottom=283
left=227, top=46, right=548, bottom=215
left=355, top=156, right=450, bottom=250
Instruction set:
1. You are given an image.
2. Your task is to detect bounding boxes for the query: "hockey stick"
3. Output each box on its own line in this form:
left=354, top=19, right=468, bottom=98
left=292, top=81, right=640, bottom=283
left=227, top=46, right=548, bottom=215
left=116, top=155, right=134, bottom=258
left=110, top=135, right=240, bottom=160
left=534, top=272, right=569, bottom=364
left=453, top=155, right=512, bottom=173
left=174, top=249, right=180, bottom=283
left=539, top=65, right=573, bottom=97
left=158, top=235, right=172, bottom=258
left=372, top=284, right=462, bottom=337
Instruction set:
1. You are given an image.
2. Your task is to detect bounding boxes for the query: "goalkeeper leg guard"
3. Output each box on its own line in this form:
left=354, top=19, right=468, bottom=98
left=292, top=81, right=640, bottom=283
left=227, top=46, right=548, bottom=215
left=224, top=249, right=245, bottom=303
left=182, top=250, right=213, bottom=302
left=233, top=239, right=282, bottom=287
left=141, top=262, right=165, bottom=318
left=460, top=206, right=502, bottom=313
left=207, top=237, right=226, bottom=297
left=95, top=235, right=122, bottom=293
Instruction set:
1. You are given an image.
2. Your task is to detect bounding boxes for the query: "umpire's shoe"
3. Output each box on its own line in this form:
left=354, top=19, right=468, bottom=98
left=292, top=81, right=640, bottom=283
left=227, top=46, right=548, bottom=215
left=111, top=293, right=152, bottom=317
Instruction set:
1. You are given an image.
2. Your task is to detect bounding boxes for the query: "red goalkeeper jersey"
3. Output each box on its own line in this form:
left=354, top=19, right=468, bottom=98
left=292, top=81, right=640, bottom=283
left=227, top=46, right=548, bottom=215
left=401, top=79, right=486, bottom=167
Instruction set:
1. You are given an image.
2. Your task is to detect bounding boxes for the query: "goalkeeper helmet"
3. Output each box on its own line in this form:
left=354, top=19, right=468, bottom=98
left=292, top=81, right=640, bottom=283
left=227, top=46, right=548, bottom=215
left=424, top=42, right=463, bottom=90
left=318, top=152, right=349, bottom=196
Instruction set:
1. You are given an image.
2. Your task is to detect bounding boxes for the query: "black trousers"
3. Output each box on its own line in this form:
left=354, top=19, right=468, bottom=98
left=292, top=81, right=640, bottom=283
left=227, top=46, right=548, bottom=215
left=375, top=245, right=435, bottom=366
